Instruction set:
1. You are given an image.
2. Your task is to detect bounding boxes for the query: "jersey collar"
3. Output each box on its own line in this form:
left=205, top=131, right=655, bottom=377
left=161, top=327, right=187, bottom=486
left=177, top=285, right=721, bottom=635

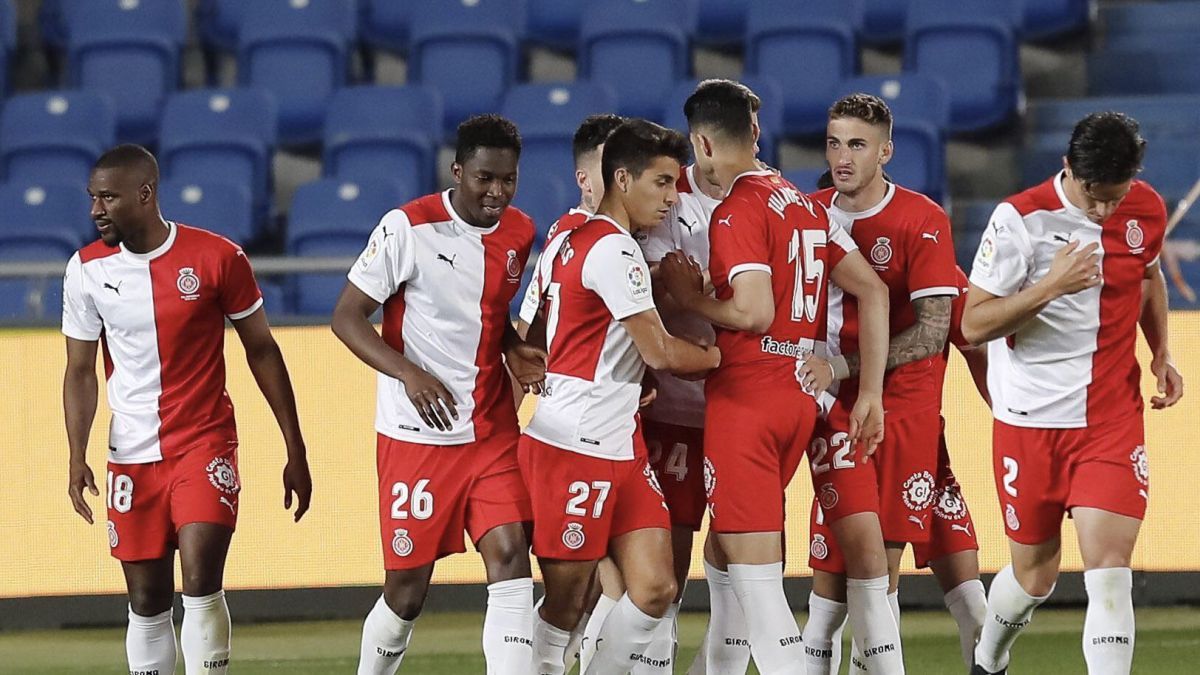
left=442, top=189, right=501, bottom=236
left=1053, top=171, right=1091, bottom=222
left=589, top=213, right=632, bottom=235
left=120, top=220, right=177, bottom=262
left=685, top=164, right=723, bottom=209
left=829, top=181, right=896, bottom=223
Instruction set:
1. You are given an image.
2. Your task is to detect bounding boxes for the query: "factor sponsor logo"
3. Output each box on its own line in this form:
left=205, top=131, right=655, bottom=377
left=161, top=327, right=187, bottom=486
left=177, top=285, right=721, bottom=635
left=760, top=335, right=813, bottom=358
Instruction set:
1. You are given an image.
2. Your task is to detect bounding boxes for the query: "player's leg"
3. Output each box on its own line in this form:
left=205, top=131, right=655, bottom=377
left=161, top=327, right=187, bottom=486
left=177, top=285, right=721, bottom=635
left=589, top=526, right=677, bottom=674
left=689, top=533, right=751, bottom=675
left=122, top=556, right=179, bottom=675
left=177, top=522, right=234, bottom=675
left=359, top=565, right=432, bottom=675
left=566, top=566, right=604, bottom=671
left=538, top=558, right=601, bottom=674
left=579, top=559, right=624, bottom=672
left=802, top=498, right=848, bottom=675
left=928, top=550, right=986, bottom=667
left=1074, top=508, right=1141, bottom=675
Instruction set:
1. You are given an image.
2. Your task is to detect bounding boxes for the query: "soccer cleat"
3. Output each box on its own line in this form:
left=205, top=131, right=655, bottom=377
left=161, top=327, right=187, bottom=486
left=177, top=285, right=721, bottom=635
left=970, top=664, right=1006, bottom=675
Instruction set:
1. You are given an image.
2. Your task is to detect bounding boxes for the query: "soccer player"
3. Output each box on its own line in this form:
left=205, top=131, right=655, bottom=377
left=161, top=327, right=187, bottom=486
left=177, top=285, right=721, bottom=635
left=794, top=94, right=974, bottom=674
left=63, top=144, right=313, bottom=675
left=964, top=113, right=1183, bottom=674
left=519, top=119, right=720, bottom=675
left=659, top=79, right=890, bottom=675
left=330, top=115, right=547, bottom=675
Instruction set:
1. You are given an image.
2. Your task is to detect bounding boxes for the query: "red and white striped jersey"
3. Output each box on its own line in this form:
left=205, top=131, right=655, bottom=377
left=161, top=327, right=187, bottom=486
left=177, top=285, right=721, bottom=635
left=524, top=216, right=657, bottom=460
left=970, top=172, right=1166, bottom=428
left=61, top=222, right=263, bottom=464
left=348, top=190, right=534, bottom=445
left=518, top=207, right=590, bottom=325
left=708, top=170, right=855, bottom=388
left=812, top=183, right=960, bottom=415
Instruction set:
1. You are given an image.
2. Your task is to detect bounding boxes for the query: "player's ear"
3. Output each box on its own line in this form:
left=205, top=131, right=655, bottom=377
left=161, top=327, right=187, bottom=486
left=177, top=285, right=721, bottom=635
left=879, top=139, right=894, bottom=167
left=451, top=162, right=463, bottom=185
left=576, top=168, right=589, bottom=193
left=139, top=182, right=154, bottom=205
left=615, top=167, right=630, bottom=193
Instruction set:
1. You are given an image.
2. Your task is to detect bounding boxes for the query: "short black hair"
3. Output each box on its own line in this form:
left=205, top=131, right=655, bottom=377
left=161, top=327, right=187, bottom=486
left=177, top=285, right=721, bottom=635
left=683, top=79, right=755, bottom=142
left=1066, top=112, right=1146, bottom=185
left=454, top=114, right=522, bottom=164
left=93, top=144, right=159, bottom=181
left=601, top=119, right=691, bottom=190
left=572, top=114, right=625, bottom=165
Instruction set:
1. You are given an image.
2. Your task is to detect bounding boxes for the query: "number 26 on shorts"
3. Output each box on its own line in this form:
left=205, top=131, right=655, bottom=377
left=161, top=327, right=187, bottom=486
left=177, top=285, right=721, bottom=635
left=391, top=479, right=434, bottom=520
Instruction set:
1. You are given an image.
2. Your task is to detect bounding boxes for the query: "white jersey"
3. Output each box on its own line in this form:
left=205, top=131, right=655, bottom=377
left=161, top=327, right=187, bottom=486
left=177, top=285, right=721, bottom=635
left=348, top=191, right=534, bottom=445
left=524, top=216, right=657, bottom=460
left=637, top=164, right=720, bottom=428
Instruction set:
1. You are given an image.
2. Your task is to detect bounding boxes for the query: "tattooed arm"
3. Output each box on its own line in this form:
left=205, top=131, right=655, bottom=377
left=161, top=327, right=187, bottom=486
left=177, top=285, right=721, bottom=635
left=840, top=295, right=953, bottom=378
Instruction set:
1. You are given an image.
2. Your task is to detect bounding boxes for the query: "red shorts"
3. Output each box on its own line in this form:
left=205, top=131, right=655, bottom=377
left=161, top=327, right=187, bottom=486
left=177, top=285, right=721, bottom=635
left=106, top=442, right=240, bottom=562
left=519, top=434, right=670, bottom=561
left=644, top=420, right=706, bottom=530
left=704, top=379, right=817, bottom=534
left=912, top=423, right=979, bottom=568
left=992, top=415, right=1148, bottom=545
left=376, top=431, right=531, bottom=570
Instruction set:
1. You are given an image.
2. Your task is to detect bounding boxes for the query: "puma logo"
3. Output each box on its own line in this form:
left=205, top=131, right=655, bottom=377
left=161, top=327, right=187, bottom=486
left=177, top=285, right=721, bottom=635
left=1052, top=233, right=1070, bottom=244
left=951, top=522, right=973, bottom=538
left=620, top=250, right=636, bottom=258
left=103, top=281, right=122, bottom=295
left=678, top=216, right=696, bottom=235
left=921, top=230, right=940, bottom=244
left=381, top=226, right=394, bottom=240
left=219, top=497, right=237, bottom=515
left=436, top=253, right=457, bottom=269
left=718, top=215, right=733, bottom=227
left=908, top=514, right=927, bottom=530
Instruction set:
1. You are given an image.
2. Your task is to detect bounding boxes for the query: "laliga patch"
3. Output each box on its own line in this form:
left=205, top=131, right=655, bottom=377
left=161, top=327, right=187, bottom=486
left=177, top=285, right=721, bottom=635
left=391, top=528, right=414, bottom=557
left=562, top=522, right=586, bottom=551
left=974, top=233, right=997, bottom=275
left=358, top=236, right=381, bottom=270
left=626, top=262, right=650, bottom=301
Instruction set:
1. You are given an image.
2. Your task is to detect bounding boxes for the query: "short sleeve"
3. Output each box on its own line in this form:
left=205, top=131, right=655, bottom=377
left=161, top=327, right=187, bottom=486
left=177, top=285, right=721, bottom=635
left=347, top=209, right=418, bottom=304
left=905, top=206, right=960, bottom=301
left=1144, top=189, right=1168, bottom=267
left=968, top=202, right=1032, bottom=298
left=947, top=270, right=971, bottom=349
left=219, top=244, right=264, bottom=319
left=826, top=216, right=858, bottom=269
left=709, top=196, right=770, bottom=283
left=61, top=252, right=102, bottom=341
left=582, top=234, right=656, bottom=321
left=518, top=232, right=566, bottom=324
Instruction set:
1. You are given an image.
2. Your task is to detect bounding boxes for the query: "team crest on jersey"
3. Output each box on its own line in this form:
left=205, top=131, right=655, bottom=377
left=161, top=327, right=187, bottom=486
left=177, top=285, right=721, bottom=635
left=1125, top=219, right=1145, bottom=253
left=107, top=521, right=119, bottom=549
left=205, top=457, right=240, bottom=495
left=869, top=237, right=893, bottom=267
left=810, top=533, right=830, bottom=561
left=1005, top=503, right=1021, bottom=531
left=933, top=483, right=967, bottom=521
left=391, top=528, right=414, bottom=557
left=562, top=523, right=586, bottom=550
left=626, top=263, right=650, bottom=301
left=506, top=249, right=521, bottom=280
left=901, top=471, right=935, bottom=511
left=177, top=267, right=201, bottom=300
left=1130, top=445, right=1149, bottom=486
left=818, top=483, right=839, bottom=510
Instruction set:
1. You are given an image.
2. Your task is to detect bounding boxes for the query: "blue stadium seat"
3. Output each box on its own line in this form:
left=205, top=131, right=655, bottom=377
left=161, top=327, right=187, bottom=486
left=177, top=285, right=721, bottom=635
left=527, top=0, right=586, bottom=52
left=1023, top=0, right=1090, bottom=42
left=0, top=274, right=64, bottom=321
left=888, top=120, right=947, bottom=204
left=1026, top=95, right=1200, bottom=140
left=951, top=200, right=996, bottom=272
left=158, top=88, right=277, bottom=232
left=39, top=0, right=68, bottom=54
left=1139, top=141, right=1200, bottom=202
left=746, top=0, right=862, bottom=138
left=1101, top=2, right=1200, bottom=46
left=1019, top=131, right=1069, bottom=187
left=501, top=83, right=618, bottom=186
left=237, top=0, right=356, bottom=146
left=0, top=92, right=116, bottom=188
left=835, top=74, right=951, bottom=133
left=660, top=76, right=785, bottom=167
left=579, top=0, right=696, bottom=122
left=905, top=0, right=1022, bottom=133
left=158, top=180, right=255, bottom=245
left=359, top=0, right=412, bottom=55
left=782, top=167, right=827, bottom=193
left=409, top=0, right=525, bottom=138
left=697, top=0, right=749, bottom=49
left=195, top=0, right=244, bottom=54
left=322, top=85, right=442, bottom=204
left=0, top=183, right=90, bottom=249
left=0, top=0, right=15, bottom=91
left=258, top=279, right=290, bottom=316
left=288, top=179, right=405, bottom=316
left=513, top=172, right=573, bottom=249
left=1088, top=48, right=1200, bottom=96
left=64, top=0, right=186, bottom=144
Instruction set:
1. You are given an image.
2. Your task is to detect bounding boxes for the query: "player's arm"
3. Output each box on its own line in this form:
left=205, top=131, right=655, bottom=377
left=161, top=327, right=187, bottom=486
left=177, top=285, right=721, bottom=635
left=231, top=308, right=312, bottom=521
left=956, top=343, right=991, bottom=407
left=660, top=252, right=774, bottom=332
left=622, top=308, right=721, bottom=378
left=501, top=320, right=547, bottom=394
left=829, top=250, right=889, bottom=455
left=64, top=336, right=100, bottom=524
left=1139, top=259, right=1183, bottom=409
left=837, top=296, right=952, bottom=378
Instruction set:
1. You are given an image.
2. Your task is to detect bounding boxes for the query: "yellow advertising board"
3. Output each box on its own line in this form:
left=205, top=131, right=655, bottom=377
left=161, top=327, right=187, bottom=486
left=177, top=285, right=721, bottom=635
left=3, top=316, right=1197, bottom=598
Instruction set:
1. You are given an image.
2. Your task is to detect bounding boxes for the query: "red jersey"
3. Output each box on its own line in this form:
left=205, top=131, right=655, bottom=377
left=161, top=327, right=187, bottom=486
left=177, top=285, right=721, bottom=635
left=62, top=223, right=263, bottom=464
left=708, top=170, right=855, bottom=388
left=812, top=183, right=960, bottom=415
left=544, top=207, right=590, bottom=242
left=933, top=267, right=972, bottom=408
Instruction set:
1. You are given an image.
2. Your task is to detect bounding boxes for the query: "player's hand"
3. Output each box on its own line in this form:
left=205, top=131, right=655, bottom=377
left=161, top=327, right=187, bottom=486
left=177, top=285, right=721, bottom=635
left=400, top=366, right=459, bottom=431
left=639, top=370, right=658, bottom=409
left=660, top=251, right=705, bottom=308
left=505, top=341, right=548, bottom=395
left=1043, top=240, right=1102, bottom=297
left=848, top=395, right=885, bottom=461
left=68, top=460, right=99, bottom=524
left=796, top=353, right=835, bottom=396
left=1150, top=355, right=1184, bottom=409
left=282, top=455, right=312, bottom=522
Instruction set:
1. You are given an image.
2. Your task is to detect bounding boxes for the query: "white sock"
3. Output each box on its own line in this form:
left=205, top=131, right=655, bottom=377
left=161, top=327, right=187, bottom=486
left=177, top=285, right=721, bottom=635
left=944, top=579, right=987, bottom=667
left=802, top=592, right=847, bottom=675
left=1083, top=568, right=1135, bottom=675
left=533, top=611, right=571, bottom=675
left=846, top=576, right=904, bottom=674
left=632, top=602, right=679, bottom=673
left=888, top=590, right=900, bottom=626
left=974, top=565, right=1052, bottom=673
left=358, top=595, right=415, bottom=675
left=585, top=593, right=666, bottom=674
left=483, top=578, right=534, bottom=675
left=692, top=561, right=750, bottom=674
left=727, top=562, right=804, bottom=675
left=181, top=591, right=231, bottom=675
left=127, top=606, right=177, bottom=675
left=578, top=594, right=618, bottom=673
left=565, top=610, right=590, bottom=671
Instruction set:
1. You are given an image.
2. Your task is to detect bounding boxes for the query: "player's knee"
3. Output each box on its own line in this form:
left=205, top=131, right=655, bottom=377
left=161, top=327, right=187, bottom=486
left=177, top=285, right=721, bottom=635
left=628, top=576, right=677, bottom=618
left=482, top=540, right=531, bottom=582
left=381, top=583, right=426, bottom=621
left=1013, top=563, right=1058, bottom=598
left=128, top=586, right=173, bottom=616
left=180, top=570, right=222, bottom=598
